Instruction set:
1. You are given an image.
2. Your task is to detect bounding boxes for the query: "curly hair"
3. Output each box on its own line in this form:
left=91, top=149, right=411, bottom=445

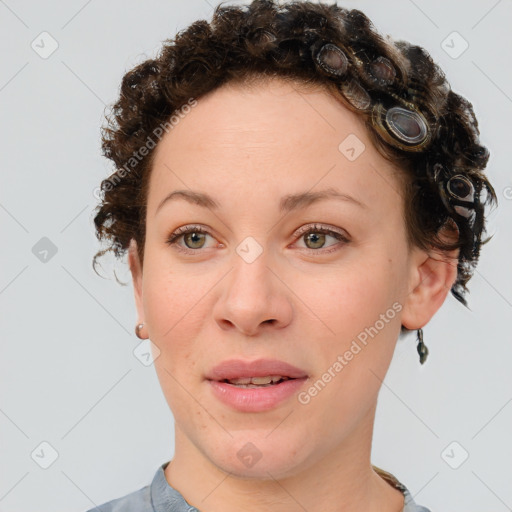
left=93, top=0, right=497, bottom=327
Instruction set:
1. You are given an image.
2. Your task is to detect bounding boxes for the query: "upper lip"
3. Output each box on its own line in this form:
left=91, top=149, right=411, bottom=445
left=206, top=358, right=308, bottom=381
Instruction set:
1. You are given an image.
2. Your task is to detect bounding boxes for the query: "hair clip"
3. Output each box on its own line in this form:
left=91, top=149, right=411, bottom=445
left=339, top=78, right=372, bottom=111
left=368, top=56, right=396, bottom=86
left=428, top=164, right=478, bottom=225
left=386, top=106, right=428, bottom=144
left=371, top=103, right=431, bottom=151
left=314, top=43, right=348, bottom=77
left=439, top=174, right=477, bottom=227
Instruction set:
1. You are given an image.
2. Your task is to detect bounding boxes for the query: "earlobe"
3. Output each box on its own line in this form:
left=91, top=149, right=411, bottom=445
left=401, top=245, right=459, bottom=330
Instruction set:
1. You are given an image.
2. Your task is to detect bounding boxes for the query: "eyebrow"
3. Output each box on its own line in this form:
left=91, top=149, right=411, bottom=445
left=155, top=187, right=367, bottom=215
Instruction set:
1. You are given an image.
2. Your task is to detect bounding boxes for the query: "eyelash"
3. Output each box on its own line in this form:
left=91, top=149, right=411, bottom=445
left=165, top=223, right=350, bottom=256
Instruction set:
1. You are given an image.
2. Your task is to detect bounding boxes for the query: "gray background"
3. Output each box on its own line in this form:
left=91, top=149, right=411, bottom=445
left=1, top=0, right=511, bottom=510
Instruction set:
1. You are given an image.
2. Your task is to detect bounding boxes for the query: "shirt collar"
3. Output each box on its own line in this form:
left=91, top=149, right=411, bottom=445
left=150, top=461, right=200, bottom=511
left=150, top=461, right=422, bottom=512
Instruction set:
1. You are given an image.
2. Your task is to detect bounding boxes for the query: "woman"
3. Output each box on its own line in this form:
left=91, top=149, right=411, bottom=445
left=90, top=1, right=496, bottom=510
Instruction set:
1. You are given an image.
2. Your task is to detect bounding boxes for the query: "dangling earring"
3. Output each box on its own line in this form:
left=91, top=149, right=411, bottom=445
left=135, top=322, right=145, bottom=339
left=416, top=327, right=429, bottom=364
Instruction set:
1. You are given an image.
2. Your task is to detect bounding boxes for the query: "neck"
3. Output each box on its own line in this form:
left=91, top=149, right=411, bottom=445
left=165, top=403, right=404, bottom=512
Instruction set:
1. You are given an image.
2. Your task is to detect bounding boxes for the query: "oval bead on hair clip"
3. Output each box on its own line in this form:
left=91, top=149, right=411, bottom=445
left=386, top=106, right=428, bottom=145
left=369, top=56, right=396, bottom=85
left=447, top=175, right=475, bottom=202
left=314, top=43, right=348, bottom=77
left=371, top=103, right=430, bottom=151
left=441, top=174, right=477, bottom=227
left=340, top=79, right=372, bottom=111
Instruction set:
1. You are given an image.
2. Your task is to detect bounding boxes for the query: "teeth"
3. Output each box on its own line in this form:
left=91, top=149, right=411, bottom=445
left=227, top=375, right=289, bottom=385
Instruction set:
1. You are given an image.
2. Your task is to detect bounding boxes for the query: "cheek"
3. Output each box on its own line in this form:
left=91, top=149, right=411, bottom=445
left=142, top=263, right=206, bottom=412
left=293, top=261, right=403, bottom=433
left=295, top=259, right=399, bottom=342
left=142, top=249, right=210, bottom=341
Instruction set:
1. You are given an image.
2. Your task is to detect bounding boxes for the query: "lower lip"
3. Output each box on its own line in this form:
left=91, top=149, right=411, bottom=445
left=208, top=378, right=308, bottom=412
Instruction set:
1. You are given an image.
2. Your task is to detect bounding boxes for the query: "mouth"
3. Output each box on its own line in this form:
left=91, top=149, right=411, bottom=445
left=205, top=359, right=309, bottom=412
left=205, top=358, right=309, bottom=383
left=218, top=375, right=296, bottom=388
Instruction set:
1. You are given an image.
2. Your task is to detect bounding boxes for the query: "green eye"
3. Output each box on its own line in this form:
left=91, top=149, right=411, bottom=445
left=166, top=225, right=213, bottom=252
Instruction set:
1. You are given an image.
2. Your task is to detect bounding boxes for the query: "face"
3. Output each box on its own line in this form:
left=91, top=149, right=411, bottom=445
left=129, top=78, right=435, bottom=480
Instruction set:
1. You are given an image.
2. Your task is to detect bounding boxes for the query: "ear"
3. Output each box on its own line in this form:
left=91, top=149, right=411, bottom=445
left=128, top=238, right=145, bottom=325
left=400, top=235, right=460, bottom=331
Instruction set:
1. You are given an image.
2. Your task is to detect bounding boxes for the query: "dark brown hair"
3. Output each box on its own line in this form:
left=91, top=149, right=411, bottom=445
left=93, top=0, right=497, bottom=325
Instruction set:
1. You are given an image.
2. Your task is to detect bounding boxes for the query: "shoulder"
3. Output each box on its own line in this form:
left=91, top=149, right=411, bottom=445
left=85, top=483, right=152, bottom=512
left=85, top=461, right=183, bottom=512
left=403, top=490, right=432, bottom=512
left=372, top=465, right=432, bottom=512
left=84, top=461, right=199, bottom=512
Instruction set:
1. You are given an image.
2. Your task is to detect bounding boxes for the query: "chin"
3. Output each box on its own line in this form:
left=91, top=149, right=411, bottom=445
left=206, top=433, right=310, bottom=480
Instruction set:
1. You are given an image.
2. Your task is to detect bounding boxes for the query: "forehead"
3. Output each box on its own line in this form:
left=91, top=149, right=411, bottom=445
left=147, top=78, right=403, bottom=215
left=154, top=78, right=367, bottom=153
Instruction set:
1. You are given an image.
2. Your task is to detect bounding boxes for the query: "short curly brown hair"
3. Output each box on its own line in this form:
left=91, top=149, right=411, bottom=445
left=93, top=0, right=497, bottom=323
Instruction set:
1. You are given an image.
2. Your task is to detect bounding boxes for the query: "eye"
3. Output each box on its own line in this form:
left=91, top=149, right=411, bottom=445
left=166, top=225, right=217, bottom=254
left=292, top=223, right=350, bottom=254
left=166, top=223, right=350, bottom=256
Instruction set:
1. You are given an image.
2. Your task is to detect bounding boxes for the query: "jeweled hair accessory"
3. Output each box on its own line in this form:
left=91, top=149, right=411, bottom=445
left=340, top=79, right=372, bottom=111
left=371, top=103, right=431, bottom=151
left=312, top=42, right=432, bottom=152
left=314, top=42, right=348, bottom=76
left=440, top=175, right=477, bottom=227
left=428, top=163, right=480, bottom=230
left=312, top=40, right=483, bottom=363
left=368, top=56, right=396, bottom=86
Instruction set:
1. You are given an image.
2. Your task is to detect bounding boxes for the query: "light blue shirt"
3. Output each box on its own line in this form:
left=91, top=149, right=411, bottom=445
left=88, top=461, right=431, bottom=511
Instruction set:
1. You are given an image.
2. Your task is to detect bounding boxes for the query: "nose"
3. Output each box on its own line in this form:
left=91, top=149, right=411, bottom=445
left=213, top=252, right=293, bottom=337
